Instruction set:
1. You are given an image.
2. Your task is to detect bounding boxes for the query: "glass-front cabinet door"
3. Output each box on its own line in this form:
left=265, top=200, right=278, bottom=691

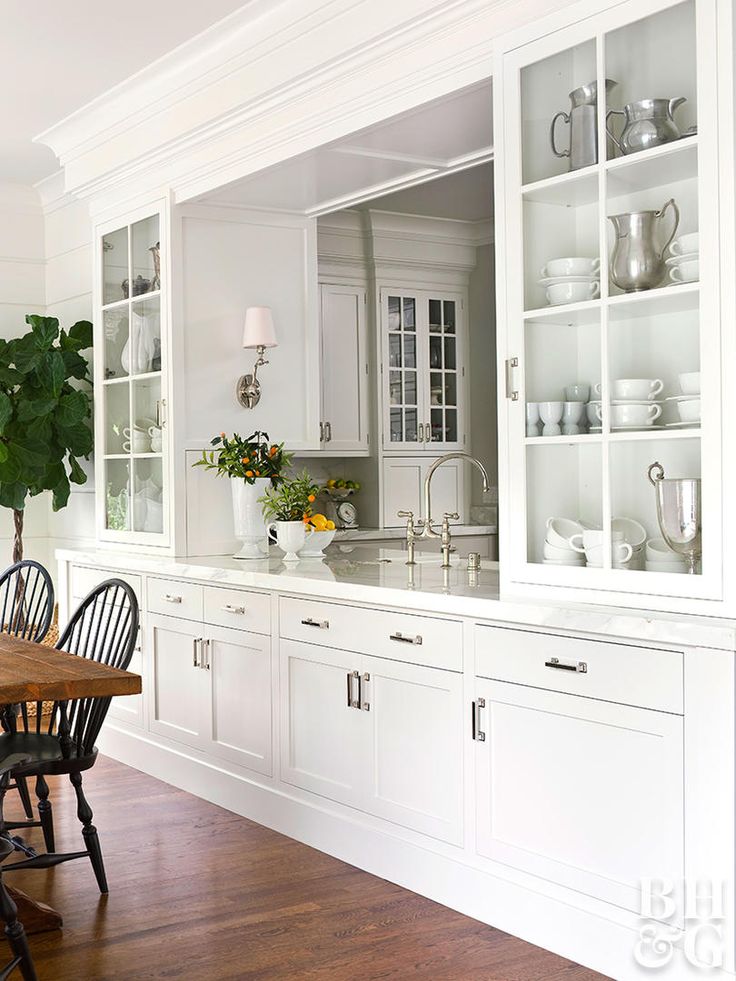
left=95, top=203, right=169, bottom=545
left=381, top=288, right=465, bottom=453
left=499, top=0, right=723, bottom=608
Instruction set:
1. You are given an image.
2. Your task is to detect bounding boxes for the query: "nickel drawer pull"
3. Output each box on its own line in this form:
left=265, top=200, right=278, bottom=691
left=203, top=638, right=211, bottom=670
left=163, top=594, right=182, bottom=604
left=545, top=657, right=587, bottom=674
left=390, top=631, right=422, bottom=646
left=346, top=670, right=361, bottom=709
left=301, top=618, right=329, bottom=629
left=471, top=697, right=486, bottom=742
left=192, top=638, right=201, bottom=668
left=222, top=604, right=246, bottom=615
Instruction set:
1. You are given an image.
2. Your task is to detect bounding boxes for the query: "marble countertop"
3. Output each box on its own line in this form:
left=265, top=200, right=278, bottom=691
left=56, top=545, right=736, bottom=652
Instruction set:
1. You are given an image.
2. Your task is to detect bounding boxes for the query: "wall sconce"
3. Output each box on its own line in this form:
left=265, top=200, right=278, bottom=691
left=236, top=306, right=278, bottom=409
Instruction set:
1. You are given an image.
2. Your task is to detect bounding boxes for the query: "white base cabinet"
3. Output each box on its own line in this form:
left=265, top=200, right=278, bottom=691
left=281, top=637, right=463, bottom=844
left=474, top=680, right=684, bottom=915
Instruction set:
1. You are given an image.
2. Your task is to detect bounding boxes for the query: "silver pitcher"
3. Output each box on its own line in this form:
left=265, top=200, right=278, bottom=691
left=550, top=79, right=617, bottom=171
left=606, top=98, right=686, bottom=156
left=608, top=198, right=679, bottom=292
left=647, top=462, right=701, bottom=575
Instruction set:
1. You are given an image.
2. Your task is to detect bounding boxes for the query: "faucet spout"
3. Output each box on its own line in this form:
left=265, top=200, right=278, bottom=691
left=419, top=452, right=491, bottom=539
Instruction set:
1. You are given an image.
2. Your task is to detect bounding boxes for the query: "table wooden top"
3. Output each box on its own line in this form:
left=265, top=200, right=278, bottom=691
left=0, top=635, right=141, bottom=704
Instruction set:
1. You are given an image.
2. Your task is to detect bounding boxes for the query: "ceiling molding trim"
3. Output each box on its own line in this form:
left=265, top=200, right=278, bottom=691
left=36, top=0, right=514, bottom=207
left=0, top=183, right=43, bottom=216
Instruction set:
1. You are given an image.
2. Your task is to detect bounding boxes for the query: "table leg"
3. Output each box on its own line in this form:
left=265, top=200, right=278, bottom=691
left=8, top=885, right=62, bottom=934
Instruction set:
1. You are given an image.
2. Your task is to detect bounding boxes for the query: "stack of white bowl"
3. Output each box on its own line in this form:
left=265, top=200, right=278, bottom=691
left=645, top=538, right=687, bottom=573
left=664, top=371, right=700, bottom=428
left=665, top=232, right=699, bottom=286
left=543, top=517, right=585, bottom=566
left=539, top=257, right=600, bottom=307
left=612, top=517, right=646, bottom=570
left=588, top=379, right=664, bottom=431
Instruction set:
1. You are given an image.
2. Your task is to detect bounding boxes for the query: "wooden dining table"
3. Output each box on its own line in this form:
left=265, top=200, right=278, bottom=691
left=0, top=634, right=141, bottom=933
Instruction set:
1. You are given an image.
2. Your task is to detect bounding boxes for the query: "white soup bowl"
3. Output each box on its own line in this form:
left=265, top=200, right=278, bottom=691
left=546, top=281, right=600, bottom=306
left=540, top=257, right=600, bottom=278
left=611, top=378, right=663, bottom=401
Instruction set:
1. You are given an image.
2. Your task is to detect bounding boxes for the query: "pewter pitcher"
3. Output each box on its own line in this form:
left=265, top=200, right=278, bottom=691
left=606, top=98, right=686, bottom=156
left=608, top=198, right=679, bottom=292
left=550, top=79, right=617, bottom=171
left=647, top=462, right=701, bottom=575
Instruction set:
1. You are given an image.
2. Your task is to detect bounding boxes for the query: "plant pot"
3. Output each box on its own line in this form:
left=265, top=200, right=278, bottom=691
left=268, top=520, right=306, bottom=562
left=231, top=478, right=270, bottom=559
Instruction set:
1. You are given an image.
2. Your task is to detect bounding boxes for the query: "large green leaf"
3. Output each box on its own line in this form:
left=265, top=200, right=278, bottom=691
left=36, top=350, right=66, bottom=397
left=27, top=315, right=59, bottom=351
left=17, top=397, right=57, bottom=422
left=9, top=334, right=43, bottom=374
left=68, top=320, right=93, bottom=351
left=55, top=420, right=93, bottom=457
left=0, top=482, right=27, bottom=511
left=0, top=393, right=12, bottom=434
left=68, top=453, right=87, bottom=486
left=56, top=389, right=88, bottom=427
left=60, top=350, right=88, bottom=380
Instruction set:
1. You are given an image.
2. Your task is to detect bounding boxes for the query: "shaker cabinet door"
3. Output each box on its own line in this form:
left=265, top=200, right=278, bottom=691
left=204, top=624, right=272, bottom=776
left=475, top=679, right=684, bottom=915
left=320, top=284, right=369, bottom=452
left=147, top=614, right=206, bottom=750
left=362, top=655, right=463, bottom=844
left=280, top=639, right=368, bottom=809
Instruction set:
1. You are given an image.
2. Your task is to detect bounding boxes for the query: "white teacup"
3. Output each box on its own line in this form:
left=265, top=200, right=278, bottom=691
left=611, top=517, right=647, bottom=548
left=597, top=403, right=661, bottom=427
left=540, top=257, right=600, bottom=278
left=543, top=540, right=581, bottom=560
left=546, top=517, right=584, bottom=549
left=151, top=437, right=163, bottom=453
left=565, top=383, right=590, bottom=402
left=123, top=434, right=151, bottom=453
left=546, top=281, right=600, bottom=306
left=569, top=530, right=632, bottom=567
left=586, top=401, right=600, bottom=425
left=677, top=398, right=700, bottom=423
left=539, top=400, right=563, bottom=436
left=610, top=378, right=663, bottom=401
left=678, top=371, right=700, bottom=395
left=669, top=259, right=699, bottom=284
left=670, top=232, right=699, bottom=256
left=646, top=538, right=685, bottom=562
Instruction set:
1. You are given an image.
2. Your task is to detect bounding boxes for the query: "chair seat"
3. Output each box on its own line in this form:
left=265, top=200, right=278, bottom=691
left=0, top=733, right=96, bottom=776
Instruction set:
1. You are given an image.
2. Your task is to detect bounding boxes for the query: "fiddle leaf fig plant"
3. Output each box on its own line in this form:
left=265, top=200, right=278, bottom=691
left=0, top=315, right=93, bottom=561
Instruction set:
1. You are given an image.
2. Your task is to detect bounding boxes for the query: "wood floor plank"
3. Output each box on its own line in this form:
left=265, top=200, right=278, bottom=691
left=0, top=756, right=607, bottom=980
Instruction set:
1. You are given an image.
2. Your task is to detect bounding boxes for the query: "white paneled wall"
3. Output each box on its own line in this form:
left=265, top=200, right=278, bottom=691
left=39, top=173, right=96, bottom=557
left=0, top=183, right=48, bottom=569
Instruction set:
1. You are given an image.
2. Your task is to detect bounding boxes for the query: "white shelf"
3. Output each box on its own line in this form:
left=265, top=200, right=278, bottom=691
left=521, top=166, right=599, bottom=206
left=607, top=428, right=701, bottom=442
left=102, top=370, right=162, bottom=386
left=103, top=453, right=163, bottom=460
left=525, top=434, right=601, bottom=446
left=606, top=137, right=698, bottom=195
left=523, top=299, right=601, bottom=326
left=102, top=289, right=161, bottom=313
left=607, top=283, right=699, bottom=319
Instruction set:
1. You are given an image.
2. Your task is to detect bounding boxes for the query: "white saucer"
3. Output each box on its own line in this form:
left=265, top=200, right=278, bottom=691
left=588, top=426, right=602, bottom=432
left=664, top=394, right=701, bottom=402
left=538, top=275, right=600, bottom=287
left=665, top=421, right=701, bottom=429
left=611, top=399, right=663, bottom=406
left=542, top=557, right=585, bottom=566
left=611, top=424, right=664, bottom=431
left=665, top=251, right=699, bottom=266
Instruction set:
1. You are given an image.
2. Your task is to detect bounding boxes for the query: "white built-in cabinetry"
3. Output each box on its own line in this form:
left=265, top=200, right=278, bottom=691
left=318, top=283, right=369, bottom=453
left=381, top=456, right=464, bottom=528
left=495, top=0, right=733, bottom=612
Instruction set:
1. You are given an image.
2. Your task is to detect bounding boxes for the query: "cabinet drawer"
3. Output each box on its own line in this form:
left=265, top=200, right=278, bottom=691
left=203, top=586, right=270, bottom=634
left=148, top=578, right=203, bottom=621
left=71, top=565, right=142, bottom=603
left=280, top=597, right=462, bottom=672
left=475, top=625, right=682, bottom=714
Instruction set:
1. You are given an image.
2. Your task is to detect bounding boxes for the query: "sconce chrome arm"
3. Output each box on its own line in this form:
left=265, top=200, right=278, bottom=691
left=237, top=345, right=270, bottom=409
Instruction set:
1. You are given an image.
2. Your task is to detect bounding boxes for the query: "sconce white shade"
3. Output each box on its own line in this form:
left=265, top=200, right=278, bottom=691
left=242, top=306, right=278, bottom=349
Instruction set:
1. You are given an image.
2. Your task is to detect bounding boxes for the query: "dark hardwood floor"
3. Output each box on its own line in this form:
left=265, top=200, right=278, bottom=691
left=2, top=756, right=606, bottom=980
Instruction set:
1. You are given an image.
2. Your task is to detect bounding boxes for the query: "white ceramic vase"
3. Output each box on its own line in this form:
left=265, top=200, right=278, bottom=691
left=231, top=478, right=270, bottom=559
left=269, top=520, right=306, bottom=562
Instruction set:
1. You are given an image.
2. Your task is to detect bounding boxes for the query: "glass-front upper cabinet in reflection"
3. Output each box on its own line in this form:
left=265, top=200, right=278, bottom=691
left=380, top=287, right=465, bottom=453
left=95, top=202, right=169, bottom=547
left=495, top=0, right=729, bottom=613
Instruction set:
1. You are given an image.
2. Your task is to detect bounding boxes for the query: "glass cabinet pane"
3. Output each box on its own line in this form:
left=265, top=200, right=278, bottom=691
left=129, top=295, right=162, bottom=375
left=102, top=226, right=128, bottom=305
left=104, top=385, right=130, bottom=455
left=132, top=459, right=164, bottom=534
left=131, top=215, right=161, bottom=293
left=105, top=460, right=131, bottom=531
left=103, top=308, right=129, bottom=380
left=386, top=295, right=420, bottom=444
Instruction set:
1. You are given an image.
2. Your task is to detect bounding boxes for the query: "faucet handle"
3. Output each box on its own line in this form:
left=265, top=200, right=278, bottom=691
left=443, top=512, right=460, bottom=523
left=397, top=510, right=414, bottom=519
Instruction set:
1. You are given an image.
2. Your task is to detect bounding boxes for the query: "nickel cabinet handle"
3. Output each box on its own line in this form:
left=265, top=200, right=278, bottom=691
left=222, top=604, right=246, bottom=615
left=301, top=617, right=329, bottom=629
left=192, top=637, right=201, bottom=668
left=418, top=423, right=424, bottom=442
left=319, top=422, right=325, bottom=442
left=325, top=421, right=332, bottom=442
left=505, top=357, right=519, bottom=401
left=471, top=697, right=486, bottom=742
left=362, top=672, right=371, bottom=712
left=545, top=657, right=588, bottom=674
left=390, top=631, right=422, bottom=646
left=203, top=638, right=211, bottom=670
left=346, top=670, right=361, bottom=709
left=163, top=594, right=182, bottom=604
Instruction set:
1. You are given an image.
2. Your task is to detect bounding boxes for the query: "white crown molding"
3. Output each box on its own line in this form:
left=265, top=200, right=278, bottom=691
left=34, top=0, right=576, bottom=210
left=33, top=170, right=72, bottom=212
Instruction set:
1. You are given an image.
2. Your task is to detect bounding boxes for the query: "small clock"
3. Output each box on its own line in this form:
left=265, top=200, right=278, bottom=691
left=336, top=500, right=358, bottom=528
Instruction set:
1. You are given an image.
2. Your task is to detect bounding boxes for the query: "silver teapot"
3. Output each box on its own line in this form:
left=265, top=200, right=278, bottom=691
left=606, top=97, right=686, bottom=156
left=608, top=198, right=679, bottom=292
left=550, top=79, right=617, bottom=171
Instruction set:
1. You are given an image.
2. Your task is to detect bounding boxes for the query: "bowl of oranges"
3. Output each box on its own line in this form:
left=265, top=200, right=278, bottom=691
left=299, top=512, right=336, bottom=557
